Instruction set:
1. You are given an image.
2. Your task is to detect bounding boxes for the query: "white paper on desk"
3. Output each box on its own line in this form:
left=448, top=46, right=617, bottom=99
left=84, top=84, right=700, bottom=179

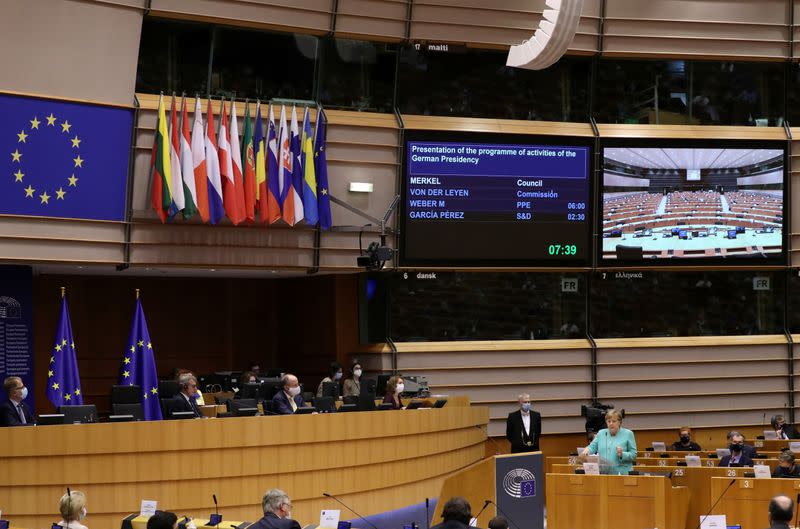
left=583, top=462, right=600, bottom=475
left=764, top=430, right=778, bottom=440
left=699, top=514, right=726, bottom=529
left=652, top=441, right=666, bottom=452
left=140, top=500, right=157, bottom=517
left=754, top=465, right=771, bottom=478
left=319, top=510, right=340, bottom=529
left=685, top=455, right=701, bottom=467
left=716, top=448, right=731, bottom=458
left=790, top=442, right=800, bottom=453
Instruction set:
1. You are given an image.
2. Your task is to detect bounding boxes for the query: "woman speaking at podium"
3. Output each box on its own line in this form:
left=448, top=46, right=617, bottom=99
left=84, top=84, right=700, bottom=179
left=580, top=409, right=637, bottom=475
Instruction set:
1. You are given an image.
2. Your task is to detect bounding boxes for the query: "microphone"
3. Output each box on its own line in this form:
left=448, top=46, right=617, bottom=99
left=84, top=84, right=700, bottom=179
left=323, top=492, right=380, bottom=529
left=695, top=479, right=736, bottom=529
left=474, top=425, right=502, bottom=455
left=425, top=498, right=430, bottom=529
left=213, top=494, right=218, bottom=515
left=486, top=500, right=522, bottom=529
left=472, top=500, right=491, bottom=524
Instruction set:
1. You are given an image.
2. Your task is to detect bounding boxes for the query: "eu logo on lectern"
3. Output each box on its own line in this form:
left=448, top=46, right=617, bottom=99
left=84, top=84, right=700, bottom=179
left=0, top=92, right=133, bottom=221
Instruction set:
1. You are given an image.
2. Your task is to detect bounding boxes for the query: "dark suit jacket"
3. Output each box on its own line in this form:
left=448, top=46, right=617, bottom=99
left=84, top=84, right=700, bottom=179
left=382, top=391, right=402, bottom=410
left=506, top=409, right=541, bottom=453
left=249, top=512, right=302, bottom=529
left=779, top=424, right=800, bottom=439
left=773, top=465, right=800, bottom=478
left=168, top=393, right=200, bottom=418
left=742, top=444, right=757, bottom=458
left=763, top=523, right=791, bottom=529
left=431, top=519, right=476, bottom=529
left=670, top=441, right=702, bottom=451
left=272, top=390, right=305, bottom=415
left=0, top=399, right=34, bottom=427
left=719, top=453, right=753, bottom=467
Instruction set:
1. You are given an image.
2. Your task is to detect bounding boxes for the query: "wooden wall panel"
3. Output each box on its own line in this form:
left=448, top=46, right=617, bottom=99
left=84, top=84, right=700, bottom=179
left=335, top=0, right=408, bottom=41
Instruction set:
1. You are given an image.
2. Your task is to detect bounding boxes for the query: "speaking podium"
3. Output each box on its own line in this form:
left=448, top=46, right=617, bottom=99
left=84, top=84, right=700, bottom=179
left=433, top=453, right=544, bottom=529
left=546, top=473, right=689, bottom=529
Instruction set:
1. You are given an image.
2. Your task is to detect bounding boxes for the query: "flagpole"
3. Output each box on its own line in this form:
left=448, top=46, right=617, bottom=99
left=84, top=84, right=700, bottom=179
left=61, top=286, right=66, bottom=298
left=135, top=288, right=140, bottom=300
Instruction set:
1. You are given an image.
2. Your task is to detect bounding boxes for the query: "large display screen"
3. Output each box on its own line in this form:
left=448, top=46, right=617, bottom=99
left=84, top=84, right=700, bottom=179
left=400, top=131, right=592, bottom=266
left=600, top=141, right=786, bottom=264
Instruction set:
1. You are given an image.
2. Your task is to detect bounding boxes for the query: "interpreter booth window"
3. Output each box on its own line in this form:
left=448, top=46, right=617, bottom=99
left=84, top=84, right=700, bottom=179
left=590, top=271, right=784, bottom=338
left=785, top=271, right=800, bottom=333
left=211, top=28, right=317, bottom=101
left=691, top=61, right=784, bottom=126
left=594, top=59, right=688, bottom=125
left=382, top=272, right=586, bottom=341
left=136, top=18, right=212, bottom=95
left=784, top=64, right=800, bottom=127
left=396, top=46, right=589, bottom=122
left=318, top=38, right=397, bottom=113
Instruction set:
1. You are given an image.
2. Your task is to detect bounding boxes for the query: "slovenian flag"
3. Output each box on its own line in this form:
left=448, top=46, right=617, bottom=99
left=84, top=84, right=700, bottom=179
left=289, top=105, right=304, bottom=225
left=266, top=104, right=281, bottom=224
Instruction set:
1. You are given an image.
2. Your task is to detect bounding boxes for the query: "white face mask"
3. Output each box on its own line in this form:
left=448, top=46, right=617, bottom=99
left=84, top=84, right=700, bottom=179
left=353, top=369, right=362, bottom=377
left=396, top=384, right=405, bottom=393
left=80, top=507, right=87, bottom=520
left=19, top=387, right=28, bottom=400
left=288, top=386, right=301, bottom=397
left=521, top=403, right=531, bottom=412
left=334, top=372, right=342, bottom=381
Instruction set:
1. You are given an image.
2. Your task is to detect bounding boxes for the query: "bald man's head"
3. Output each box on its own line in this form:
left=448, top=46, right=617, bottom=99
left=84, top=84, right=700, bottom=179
left=769, top=495, right=794, bottom=523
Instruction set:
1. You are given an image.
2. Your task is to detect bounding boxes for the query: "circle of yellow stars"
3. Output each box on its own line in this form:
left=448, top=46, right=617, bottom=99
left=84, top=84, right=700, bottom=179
left=48, top=338, right=81, bottom=401
left=121, top=339, right=157, bottom=400
left=11, top=112, right=82, bottom=205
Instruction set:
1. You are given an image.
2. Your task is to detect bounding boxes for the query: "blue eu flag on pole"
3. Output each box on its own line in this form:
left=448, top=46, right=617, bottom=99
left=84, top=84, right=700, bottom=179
left=314, top=110, right=332, bottom=231
left=120, top=294, right=162, bottom=420
left=46, top=290, right=83, bottom=408
left=0, top=92, right=132, bottom=221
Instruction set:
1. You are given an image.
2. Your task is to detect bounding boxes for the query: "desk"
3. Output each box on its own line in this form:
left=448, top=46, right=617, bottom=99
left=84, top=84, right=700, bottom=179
left=546, top=473, right=689, bottom=529
left=754, top=439, right=800, bottom=451
left=0, top=405, right=487, bottom=529
left=711, top=476, right=800, bottom=529
left=547, top=455, right=780, bottom=473
left=125, top=515, right=246, bottom=529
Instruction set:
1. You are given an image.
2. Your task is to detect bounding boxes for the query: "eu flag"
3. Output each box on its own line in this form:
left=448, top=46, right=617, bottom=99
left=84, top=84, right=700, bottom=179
left=0, top=92, right=132, bottom=221
left=120, top=295, right=162, bottom=420
left=46, top=292, right=83, bottom=408
left=314, top=110, right=332, bottom=230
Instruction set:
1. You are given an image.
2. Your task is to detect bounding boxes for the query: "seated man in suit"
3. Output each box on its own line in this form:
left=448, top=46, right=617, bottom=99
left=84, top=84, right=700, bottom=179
left=505, top=393, right=541, bottom=453
left=726, top=430, right=757, bottom=458
left=272, top=374, right=305, bottom=415
left=771, top=415, right=800, bottom=440
left=431, top=497, right=474, bottom=529
left=719, top=432, right=753, bottom=467
left=250, top=489, right=302, bottom=529
left=766, top=495, right=793, bottom=529
left=168, top=374, right=203, bottom=419
left=1, top=376, right=34, bottom=427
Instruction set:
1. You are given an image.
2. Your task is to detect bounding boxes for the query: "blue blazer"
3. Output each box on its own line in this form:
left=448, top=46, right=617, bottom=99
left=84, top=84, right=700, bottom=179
left=250, top=512, right=302, bottom=529
left=719, top=453, right=753, bottom=467
left=272, top=391, right=305, bottom=415
left=0, top=399, right=34, bottom=427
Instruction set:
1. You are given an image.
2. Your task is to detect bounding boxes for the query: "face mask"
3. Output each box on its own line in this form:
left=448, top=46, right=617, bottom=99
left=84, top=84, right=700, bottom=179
left=288, top=386, right=301, bottom=397
left=353, top=369, right=362, bottom=377
left=396, top=384, right=405, bottom=393
left=521, top=403, right=531, bottom=412
left=80, top=507, right=87, bottom=519
left=680, top=434, right=690, bottom=443
left=19, top=387, right=28, bottom=400
left=730, top=443, right=743, bottom=452
left=334, top=372, right=342, bottom=381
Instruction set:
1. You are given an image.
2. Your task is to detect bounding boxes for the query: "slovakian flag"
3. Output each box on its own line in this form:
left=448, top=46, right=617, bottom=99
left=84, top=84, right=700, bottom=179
left=205, top=98, right=225, bottom=224
left=179, top=96, right=198, bottom=220
left=191, top=98, right=210, bottom=223
left=301, top=107, right=318, bottom=226
left=266, top=105, right=282, bottom=224
left=150, top=94, right=173, bottom=222
left=229, top=100, right=248, bottom=223
left=241, top=102, right=257, bottom=223
left=119, top=293, right=162, bottom=421
left=289, top=106, right=304, bottom=225
left=218, top=99, right=242, bottom=225
left=167, top=95, right=186, bottom=219
left=315, top=109, right=332, bottom=230
left=278, top=105, right=294, bottom=225
left=47, top=289, right=83, bottom=408
left=254, top=102, right=268, bottom=223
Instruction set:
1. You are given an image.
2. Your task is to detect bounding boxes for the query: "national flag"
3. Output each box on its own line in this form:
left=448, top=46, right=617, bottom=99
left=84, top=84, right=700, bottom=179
left=229, top=100, right=248, bottom=223
left=218, top=100, right=243, bottom=225
left=315, top=109, right=332, bottom=230
left=254, top=102, right=267, bottom=223
left=278, top=105, right=295, bottom=225
left=46, top=290, right=83, bottom=408
left=179, top=96, right=198, bottom=220
left=119, top=294, right=162, bottom=421
left=241, top=103, right=257, bottom=223
left=150, top=94, right=172, bottom=223
left=302, top=107, right=318, bottom=226
left=205, top=98, right=225, bottom=224
left=289, top=105, right=304, bottom=225
left=168, top=95, right=186, bottom=218
left=266, top=105, right=282, bottom=224
left=191, top=98, right=210, bottom=223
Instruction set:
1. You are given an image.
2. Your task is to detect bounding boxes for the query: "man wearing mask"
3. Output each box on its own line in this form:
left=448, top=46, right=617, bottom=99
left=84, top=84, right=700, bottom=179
left=505, top=393, right=541, bottom=453
left=719, top=432, right=753, bottom=467
left=272, top=374, right=306, bottom=414
left=771, top=415, right=800, bottom=440
left=251, top=489, right=302, bottom=529
left=1, top=376, right=34, bottom=426
left=169, top=374, right=203, bottom=418
left=670, top=426, right=702, bottom=451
